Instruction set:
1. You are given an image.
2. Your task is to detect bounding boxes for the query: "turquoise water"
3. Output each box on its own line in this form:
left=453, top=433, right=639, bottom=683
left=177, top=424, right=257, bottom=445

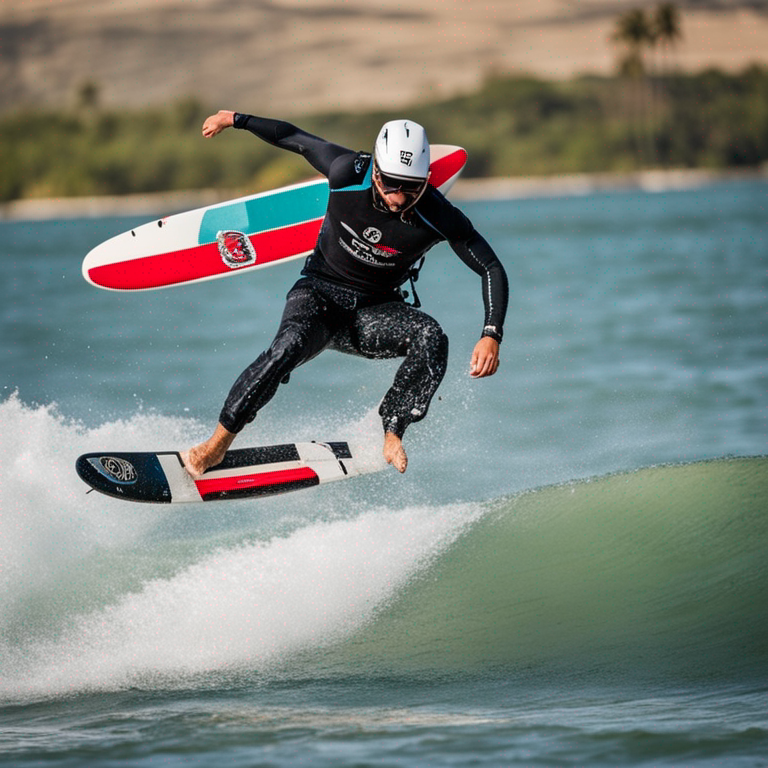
left=1, top=180, right=767, bottom=766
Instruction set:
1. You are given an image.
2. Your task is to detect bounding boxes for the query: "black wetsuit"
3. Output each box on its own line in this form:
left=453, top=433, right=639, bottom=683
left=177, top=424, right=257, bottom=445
left=219, top=114, right=509, bottom=438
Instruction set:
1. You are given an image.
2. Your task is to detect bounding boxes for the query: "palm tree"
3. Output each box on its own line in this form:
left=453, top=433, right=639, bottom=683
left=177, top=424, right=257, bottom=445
left=613, top=8, right=656, bottom=61
left=654, top=3, right=683, bottom=77
left=653, top=4, right=683, bottom=165
left=612, top=8, right=657, bottom=166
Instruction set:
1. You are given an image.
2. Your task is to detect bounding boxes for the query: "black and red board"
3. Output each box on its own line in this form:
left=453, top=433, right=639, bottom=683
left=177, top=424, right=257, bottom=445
left=76, top=441, right=370, bottom=503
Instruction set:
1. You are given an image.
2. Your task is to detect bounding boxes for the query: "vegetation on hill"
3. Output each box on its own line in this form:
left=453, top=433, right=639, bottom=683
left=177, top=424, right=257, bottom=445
left=1, top=65, right=766, bottom=202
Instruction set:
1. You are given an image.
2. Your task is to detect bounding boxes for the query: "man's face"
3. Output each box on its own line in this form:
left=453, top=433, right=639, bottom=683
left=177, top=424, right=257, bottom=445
left=372, top=164, right=429, bottom=213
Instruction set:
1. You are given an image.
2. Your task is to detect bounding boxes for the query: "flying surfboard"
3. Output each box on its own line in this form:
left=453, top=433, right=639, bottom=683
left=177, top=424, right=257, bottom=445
left=82, top=145, right=468, bottom=292
left=76, top=441, right=376, bottom=503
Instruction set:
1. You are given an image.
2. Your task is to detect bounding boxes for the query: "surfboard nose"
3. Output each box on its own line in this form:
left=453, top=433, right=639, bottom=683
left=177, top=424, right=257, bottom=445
left=75, top=452, right=173, bottom=503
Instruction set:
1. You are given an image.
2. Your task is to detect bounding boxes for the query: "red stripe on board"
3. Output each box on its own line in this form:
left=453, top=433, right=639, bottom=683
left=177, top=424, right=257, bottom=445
left=87, top=217, right=324, bottom=290
left=86, top=149, right=465, bottom=291
left=429, top=148, right=468, bottom=189
left=195, top=466, right=319, bottom=496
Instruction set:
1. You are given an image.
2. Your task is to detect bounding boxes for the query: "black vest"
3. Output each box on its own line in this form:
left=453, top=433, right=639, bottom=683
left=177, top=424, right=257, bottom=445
left=302, top=152, right=475, bottom=297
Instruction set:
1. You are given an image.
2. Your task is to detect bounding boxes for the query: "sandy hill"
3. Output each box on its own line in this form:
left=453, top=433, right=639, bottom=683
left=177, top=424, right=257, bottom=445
left=2, top=0, right=767, bottom=116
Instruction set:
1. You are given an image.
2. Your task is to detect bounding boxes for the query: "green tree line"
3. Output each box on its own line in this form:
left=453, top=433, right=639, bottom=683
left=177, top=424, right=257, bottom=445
left=1, top=66, right=767, bottom=203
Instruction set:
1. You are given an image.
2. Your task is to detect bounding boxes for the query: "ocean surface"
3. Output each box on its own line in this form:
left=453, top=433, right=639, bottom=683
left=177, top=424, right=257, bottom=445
left=1, top=179, right=766, bottom=766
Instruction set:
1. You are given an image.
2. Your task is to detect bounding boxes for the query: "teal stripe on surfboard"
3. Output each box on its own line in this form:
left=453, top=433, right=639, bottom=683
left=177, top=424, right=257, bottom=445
left=198, top=180, right=329, bottom=245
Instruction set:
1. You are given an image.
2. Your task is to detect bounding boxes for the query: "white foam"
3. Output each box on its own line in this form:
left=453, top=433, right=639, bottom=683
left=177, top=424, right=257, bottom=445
left=3, top=502, right=479, bottom=700
left=0, top=394, right=197, bottom=614
left=0, top=393, right=482, bottom=701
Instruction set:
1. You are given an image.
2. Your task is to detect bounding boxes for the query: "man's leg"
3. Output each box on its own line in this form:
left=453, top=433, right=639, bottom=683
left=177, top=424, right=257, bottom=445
left=182, top=280, right=334, bottom=476
left=331, top=302, right=449, bottom=473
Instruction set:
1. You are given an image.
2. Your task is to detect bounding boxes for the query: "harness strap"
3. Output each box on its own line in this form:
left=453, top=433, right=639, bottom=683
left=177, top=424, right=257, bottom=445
left=401, top=256, right=426, bottom=308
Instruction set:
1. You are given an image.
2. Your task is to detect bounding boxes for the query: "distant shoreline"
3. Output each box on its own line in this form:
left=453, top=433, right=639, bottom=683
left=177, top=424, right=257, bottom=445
left=2, top=168, right=765, bottom=222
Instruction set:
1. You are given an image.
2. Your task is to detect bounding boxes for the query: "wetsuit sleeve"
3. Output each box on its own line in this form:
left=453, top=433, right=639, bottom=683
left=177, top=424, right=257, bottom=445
left=415, top=190, right=508, bottom=341
left=233, top=113, right=351, bottom=177
left=451, top=231, right=509, bottom=343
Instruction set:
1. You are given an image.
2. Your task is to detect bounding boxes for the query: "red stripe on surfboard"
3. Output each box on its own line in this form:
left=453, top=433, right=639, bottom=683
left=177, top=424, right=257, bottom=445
left=429, top=148, right=468, bottom=189
left=195, top=466, right=319, bottom=497
left=86, top=217, right=324, bottom=290
left=86, top=149, right=465, bottom=291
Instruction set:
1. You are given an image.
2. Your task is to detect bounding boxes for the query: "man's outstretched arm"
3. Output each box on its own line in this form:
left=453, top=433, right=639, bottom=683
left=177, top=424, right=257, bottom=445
left=201, top=110, right=350, bottom=176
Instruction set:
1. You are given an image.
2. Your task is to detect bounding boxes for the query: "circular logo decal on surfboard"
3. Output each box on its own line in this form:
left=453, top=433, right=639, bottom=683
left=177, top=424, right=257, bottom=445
left=88, top=456, right=138, bottom=485
left=216, top=230, right=257, bottom=268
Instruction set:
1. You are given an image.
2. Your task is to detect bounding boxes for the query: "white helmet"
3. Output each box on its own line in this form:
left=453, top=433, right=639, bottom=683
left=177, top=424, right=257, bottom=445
left=374, top=119, right=430, bottom=181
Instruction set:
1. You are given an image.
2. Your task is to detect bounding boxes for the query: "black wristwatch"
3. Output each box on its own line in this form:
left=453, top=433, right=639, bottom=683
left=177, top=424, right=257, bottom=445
left=482, top=325, right=502, bottom=343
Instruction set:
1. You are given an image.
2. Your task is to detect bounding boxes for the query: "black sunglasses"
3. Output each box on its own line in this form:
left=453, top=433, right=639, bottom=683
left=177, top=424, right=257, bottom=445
left=374, top=165, right=429, bottom=196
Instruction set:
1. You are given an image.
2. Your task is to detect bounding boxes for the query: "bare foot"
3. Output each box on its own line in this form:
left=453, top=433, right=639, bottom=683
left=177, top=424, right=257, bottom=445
left=383, top=432, right=408, bottom=473
left=180, top=445, right=215, bottom=478
left=181, top=423, right=236, bottom=478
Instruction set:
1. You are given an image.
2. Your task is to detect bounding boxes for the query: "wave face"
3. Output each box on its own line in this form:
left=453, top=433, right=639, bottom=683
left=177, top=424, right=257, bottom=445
left=1, top=396, right=766, bottom=703
left=322, top=456, right=768, bottom=684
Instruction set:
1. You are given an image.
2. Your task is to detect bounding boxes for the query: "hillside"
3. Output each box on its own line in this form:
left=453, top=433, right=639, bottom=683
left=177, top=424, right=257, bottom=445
left=2, top=0, right=768, bottom=116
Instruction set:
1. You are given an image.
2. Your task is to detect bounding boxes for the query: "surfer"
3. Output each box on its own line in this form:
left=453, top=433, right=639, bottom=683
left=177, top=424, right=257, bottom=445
left=182, top=111, right=508, bottom=475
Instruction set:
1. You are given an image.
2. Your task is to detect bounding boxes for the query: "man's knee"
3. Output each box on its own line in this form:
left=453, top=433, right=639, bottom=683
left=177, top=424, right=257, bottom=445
left=411, top=318, right=448, bottom=360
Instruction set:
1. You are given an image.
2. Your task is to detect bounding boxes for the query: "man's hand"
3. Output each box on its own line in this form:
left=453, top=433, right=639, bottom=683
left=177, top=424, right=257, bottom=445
left=202, top=110, right=235, bottom=138
left=470, top=336, right=500, bottom=378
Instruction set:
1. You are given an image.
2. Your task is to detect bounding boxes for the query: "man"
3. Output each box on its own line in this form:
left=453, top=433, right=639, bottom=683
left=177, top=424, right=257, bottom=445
left=182, top=111, right=508, bottom=476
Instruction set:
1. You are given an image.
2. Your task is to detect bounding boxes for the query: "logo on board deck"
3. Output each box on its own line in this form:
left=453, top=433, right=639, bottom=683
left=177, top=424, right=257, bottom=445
left=216, top=230, right=257, bottom=269
left=88, top=456, right=138, bottom=485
